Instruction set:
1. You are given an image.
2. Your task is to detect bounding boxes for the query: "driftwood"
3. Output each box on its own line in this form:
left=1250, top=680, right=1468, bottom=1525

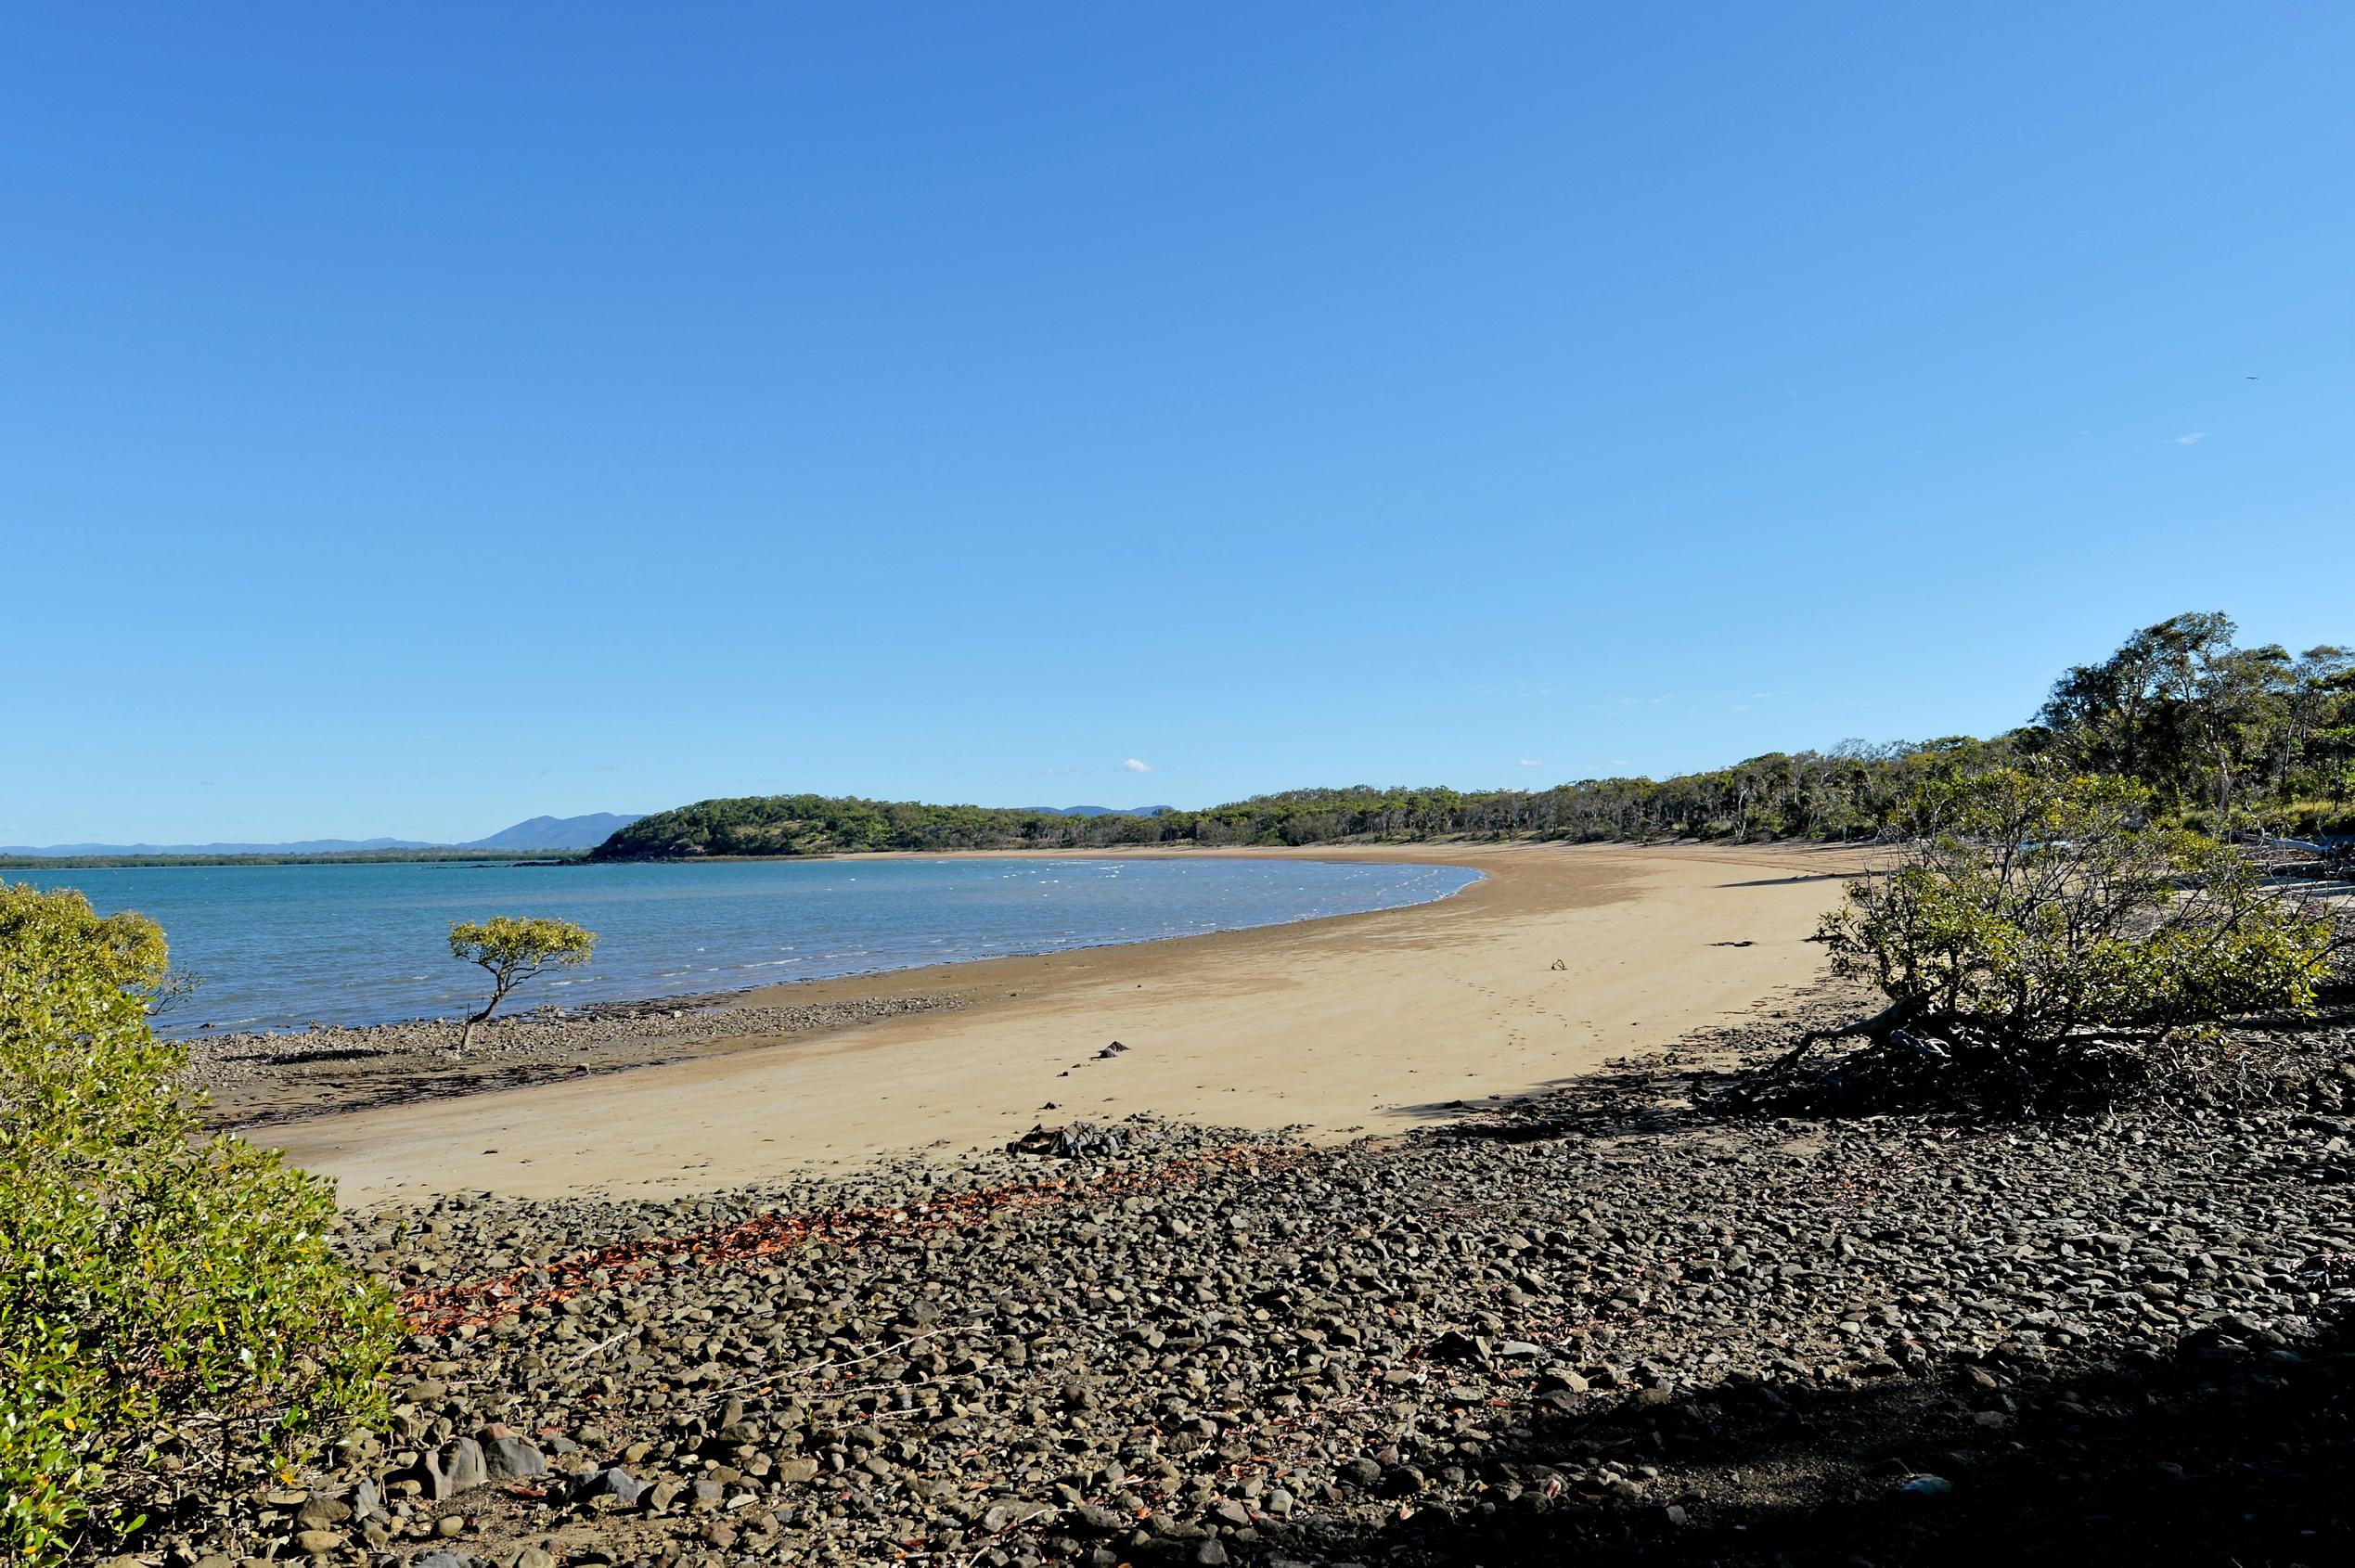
left=1772, top=993, right=1925, bottom=1072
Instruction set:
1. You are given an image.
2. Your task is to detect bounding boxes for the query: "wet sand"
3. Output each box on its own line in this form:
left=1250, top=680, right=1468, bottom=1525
left=261, top=842, right=1870, bottom=1203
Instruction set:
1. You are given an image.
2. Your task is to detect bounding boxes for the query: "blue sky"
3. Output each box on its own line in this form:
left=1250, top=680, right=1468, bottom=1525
left=4, top=4, right=2349, bottom=843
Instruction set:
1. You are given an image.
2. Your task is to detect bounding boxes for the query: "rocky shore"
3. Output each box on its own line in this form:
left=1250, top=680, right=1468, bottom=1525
left=137, top=983, right=2355, bottom=1567
left=183, top=991, right=972, bottom=1126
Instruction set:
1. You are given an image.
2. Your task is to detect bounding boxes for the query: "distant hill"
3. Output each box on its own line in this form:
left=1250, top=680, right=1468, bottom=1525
left=1015, top=805, right=1175, bottom=818
left=463, top=813, right=645, bottom=851
left=2, top=812, right=644, bottom=860
left=0, top=836, right=440, bottom=857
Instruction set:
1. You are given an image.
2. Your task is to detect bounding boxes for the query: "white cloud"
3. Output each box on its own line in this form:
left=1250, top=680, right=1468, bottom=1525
left=1518, top=759, right=1543, bottom=768
left=1730, top=703, right=1751, bottom=713
left=1121, top=758, right=1153, bottom=773
left=2175, top=431, right=2207, bottom=445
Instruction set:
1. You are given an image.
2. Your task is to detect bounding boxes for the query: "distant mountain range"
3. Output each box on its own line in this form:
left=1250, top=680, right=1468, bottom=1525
left=1, top=812, right=645, bottom=858
left=1016, top=805, right=1175, bottom=817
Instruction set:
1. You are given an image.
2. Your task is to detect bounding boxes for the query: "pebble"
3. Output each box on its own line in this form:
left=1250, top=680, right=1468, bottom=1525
left=183, top=989, right=972, bottom=1124
left=132, top=983, right=2355, bottom=1568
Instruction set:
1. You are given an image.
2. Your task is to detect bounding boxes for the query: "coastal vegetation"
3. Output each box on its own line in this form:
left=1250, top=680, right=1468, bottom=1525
left=1778, top=769, right=2346, bottom=1112
left=448, top=917, right=598, bottom=1052
left=0, top=882, right=395, bottom=1565
left=593, top=612, right=2354, bottom=859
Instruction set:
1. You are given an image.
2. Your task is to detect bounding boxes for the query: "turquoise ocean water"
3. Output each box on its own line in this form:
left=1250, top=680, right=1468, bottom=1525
left=6, top=856, right=1480, bottom=1036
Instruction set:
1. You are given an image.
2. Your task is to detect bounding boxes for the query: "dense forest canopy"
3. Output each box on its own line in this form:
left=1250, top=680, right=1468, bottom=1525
left=592, top=614, right=2355, bottom=860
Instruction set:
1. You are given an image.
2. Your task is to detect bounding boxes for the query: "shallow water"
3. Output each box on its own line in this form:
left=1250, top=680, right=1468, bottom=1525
left=8, top=856, right=1479, bottom=1036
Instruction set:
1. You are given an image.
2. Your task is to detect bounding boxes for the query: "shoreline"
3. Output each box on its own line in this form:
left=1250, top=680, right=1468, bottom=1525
left=174, top=845, right=1486, bottom=1042
left=186, top=851, right=1489, bottom=1125
left=254, top=842, right=1873, bottom=1204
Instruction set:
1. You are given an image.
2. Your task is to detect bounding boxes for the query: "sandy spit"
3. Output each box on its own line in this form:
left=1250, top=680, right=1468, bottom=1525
left=258, top=842, right=1871, bottom=1204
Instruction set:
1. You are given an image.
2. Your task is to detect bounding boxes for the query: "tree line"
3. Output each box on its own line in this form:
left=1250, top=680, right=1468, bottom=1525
left=592, top=612, right=2353, bottom=860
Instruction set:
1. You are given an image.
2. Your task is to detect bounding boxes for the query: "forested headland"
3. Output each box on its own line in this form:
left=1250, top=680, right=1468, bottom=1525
left=592, top=612, right=2355, bottom=859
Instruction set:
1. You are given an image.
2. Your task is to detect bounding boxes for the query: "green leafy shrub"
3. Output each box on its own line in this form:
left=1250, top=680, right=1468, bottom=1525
left=1784, top=771, right=2343, bottom=1112
left=0, top=881, right=397, bottom=1565
left=447, top=915, right=597, bottom=1050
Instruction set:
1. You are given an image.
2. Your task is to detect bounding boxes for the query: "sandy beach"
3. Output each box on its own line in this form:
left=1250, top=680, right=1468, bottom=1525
left=261, top=842, right=1867, bottom=1203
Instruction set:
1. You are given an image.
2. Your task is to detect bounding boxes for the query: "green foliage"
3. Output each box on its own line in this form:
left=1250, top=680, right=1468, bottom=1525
left=0, top=881, right=396, bottom=1565
left=447, top=915, right=598, bottom=977
left=2040, top=613, right=2355, bottom=823
left=589, top=795, right=1176, bottom=859
left=448, top=916, right=597, bottom=1047
left=596, top=614, right=2354, bottom=859
left=586, top=752, right=2035, bottom=860
left=1810, top=771, right=2340, bottom=1107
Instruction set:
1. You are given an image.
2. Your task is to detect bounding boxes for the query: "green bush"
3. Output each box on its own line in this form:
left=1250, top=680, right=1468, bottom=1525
left=448, top=914, right=597, bottom=1051
left=1797, top=771, right=2342, bottom=1110
left=0, top=881, right=397, bottom=1564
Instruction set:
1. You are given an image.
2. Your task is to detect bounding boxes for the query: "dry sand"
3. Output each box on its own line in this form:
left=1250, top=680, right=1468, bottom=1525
left=263, top=842, right=1870, bottom=1204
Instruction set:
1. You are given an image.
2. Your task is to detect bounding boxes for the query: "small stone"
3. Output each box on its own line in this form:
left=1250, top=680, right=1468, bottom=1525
left=294, top=1497, right=351, bottom=1531
left=576, top=1468, right=646, bottom=1508
left=480, top=1433, right=547, bottom=1483
left=422, top=1437, right=488, bottom=1500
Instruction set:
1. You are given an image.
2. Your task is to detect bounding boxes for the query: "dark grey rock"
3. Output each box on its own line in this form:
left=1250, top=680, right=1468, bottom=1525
left=478, top=1433, right=546, bottom=1483
left=294, top=1496, right=350, bottom=1531
left=576, top=1467, right=647, bottom=1507
left=420, top=1437, right=487, bottom=1500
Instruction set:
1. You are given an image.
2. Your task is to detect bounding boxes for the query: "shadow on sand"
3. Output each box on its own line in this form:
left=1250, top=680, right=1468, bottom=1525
left=1332, top=1003, right=2355, bottom=1565
left=1277, top=1305, right=2351, bottom=1565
